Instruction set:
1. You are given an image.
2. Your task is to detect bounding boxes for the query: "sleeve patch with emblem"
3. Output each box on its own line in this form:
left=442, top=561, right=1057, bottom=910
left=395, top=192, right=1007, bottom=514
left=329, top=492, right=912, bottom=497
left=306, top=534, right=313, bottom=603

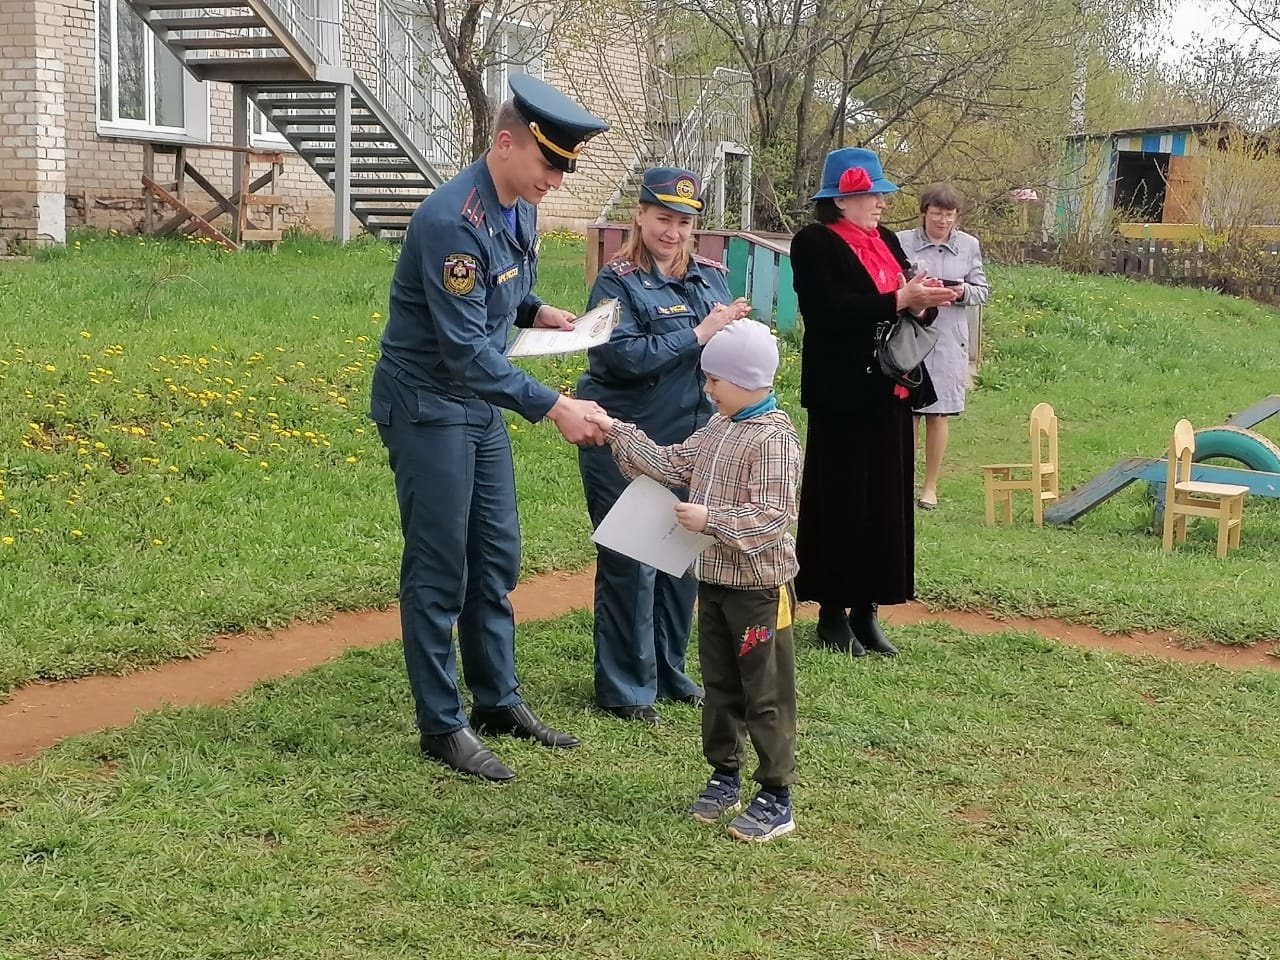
left=443, top=254, right=479, bottom=296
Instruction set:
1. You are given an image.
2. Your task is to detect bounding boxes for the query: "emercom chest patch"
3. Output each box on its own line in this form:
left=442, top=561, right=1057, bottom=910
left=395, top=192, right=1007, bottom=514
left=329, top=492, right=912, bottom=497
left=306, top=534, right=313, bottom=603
left=496, top=266, right=520, bottom=285
left=443, top=254, right=479, bottom=296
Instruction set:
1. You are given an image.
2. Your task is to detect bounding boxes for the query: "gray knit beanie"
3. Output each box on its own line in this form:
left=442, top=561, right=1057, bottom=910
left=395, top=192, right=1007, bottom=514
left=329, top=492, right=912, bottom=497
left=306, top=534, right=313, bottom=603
left=700, top=319, right=779, bottom=390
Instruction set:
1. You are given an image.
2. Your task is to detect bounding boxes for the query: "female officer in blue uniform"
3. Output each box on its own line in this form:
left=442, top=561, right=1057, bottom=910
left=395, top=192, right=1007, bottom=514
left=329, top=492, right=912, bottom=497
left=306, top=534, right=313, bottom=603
left=577, top=167, right=751, bottom=724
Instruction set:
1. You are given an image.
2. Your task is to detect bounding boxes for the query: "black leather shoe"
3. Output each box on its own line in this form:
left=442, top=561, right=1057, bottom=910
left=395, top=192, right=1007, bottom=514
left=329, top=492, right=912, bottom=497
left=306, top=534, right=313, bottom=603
left=470, top=703, right=580, bottom=749
left=817, top=606, right=866, bottom=657
left=662, top=687, right=705, bottom=708
left=850, top=604, right=898, bottom=656
left=419, top=726, right=516, bottom=781
left=602, top=704, right=663, bottom=725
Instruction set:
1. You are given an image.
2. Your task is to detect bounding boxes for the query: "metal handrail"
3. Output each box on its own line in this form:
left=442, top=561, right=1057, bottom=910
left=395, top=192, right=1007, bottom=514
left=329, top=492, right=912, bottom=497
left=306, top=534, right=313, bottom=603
left=342, top=0, right=466, bottom=168
left=666, top=67, right=750, bottom=186
left=255, top=0, right=337, bottom=66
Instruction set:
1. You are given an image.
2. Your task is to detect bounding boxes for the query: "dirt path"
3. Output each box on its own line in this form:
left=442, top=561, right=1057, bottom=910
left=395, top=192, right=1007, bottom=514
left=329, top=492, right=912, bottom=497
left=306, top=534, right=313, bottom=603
left=2, top=565, right=1276, bottom=764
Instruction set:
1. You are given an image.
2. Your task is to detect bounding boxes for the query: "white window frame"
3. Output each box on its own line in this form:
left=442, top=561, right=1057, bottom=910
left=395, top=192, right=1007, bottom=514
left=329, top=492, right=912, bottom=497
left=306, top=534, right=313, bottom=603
left=249, top=101, right=295, bottom=151
left=482, top=18, right=545, bottom=102
left=95, top=0, right=209, bottom=144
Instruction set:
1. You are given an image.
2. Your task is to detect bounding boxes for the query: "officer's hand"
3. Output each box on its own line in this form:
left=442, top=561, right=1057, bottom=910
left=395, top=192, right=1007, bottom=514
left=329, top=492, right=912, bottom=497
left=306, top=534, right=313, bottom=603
left=694, top=298, right=751, bottom=345
left=534, top=305, right=577, bottom=329
left=547, top=395, right=607, bottom=445
left=584, top=410, right=617, bottom=433
left=674, top=502, right=709, bottom=533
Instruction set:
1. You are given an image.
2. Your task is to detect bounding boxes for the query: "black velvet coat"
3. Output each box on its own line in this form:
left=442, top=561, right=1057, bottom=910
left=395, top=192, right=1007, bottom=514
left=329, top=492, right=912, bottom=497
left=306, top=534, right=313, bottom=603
left=790, top=221, right=933, bottom=608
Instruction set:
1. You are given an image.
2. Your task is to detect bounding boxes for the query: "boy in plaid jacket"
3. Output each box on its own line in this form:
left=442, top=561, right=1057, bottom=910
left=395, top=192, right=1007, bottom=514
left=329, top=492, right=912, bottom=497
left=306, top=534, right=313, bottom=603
left=587, top=320, right=802, bottom=842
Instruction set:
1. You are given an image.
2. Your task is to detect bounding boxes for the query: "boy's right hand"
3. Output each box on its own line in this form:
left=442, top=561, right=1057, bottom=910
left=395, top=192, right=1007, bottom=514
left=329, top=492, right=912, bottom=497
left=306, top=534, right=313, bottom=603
left=584, top=411, right=617, bottom=434
left=547, top=395, right=607, bottom=445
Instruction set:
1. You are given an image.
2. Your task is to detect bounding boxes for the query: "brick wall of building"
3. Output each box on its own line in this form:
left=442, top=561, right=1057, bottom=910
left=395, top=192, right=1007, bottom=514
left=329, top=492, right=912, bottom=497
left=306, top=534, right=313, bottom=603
left=13, top=0, right=646, bottom=242
left=0, top=0, right=67, bottom=247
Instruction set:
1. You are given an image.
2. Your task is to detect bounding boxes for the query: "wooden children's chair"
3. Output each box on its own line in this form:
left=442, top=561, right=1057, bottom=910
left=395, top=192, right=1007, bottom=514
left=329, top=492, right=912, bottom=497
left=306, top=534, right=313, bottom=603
left=1162, top=419, right=1248, bottom=558
left=982, top=402, right=1060, bottom=526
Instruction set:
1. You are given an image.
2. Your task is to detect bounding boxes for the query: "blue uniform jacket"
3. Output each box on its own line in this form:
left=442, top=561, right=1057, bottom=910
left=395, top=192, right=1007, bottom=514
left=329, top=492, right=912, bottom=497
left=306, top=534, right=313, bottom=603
left=576, top=255, right=731, bottom=445
left=375, top=155, right=559, bottom=424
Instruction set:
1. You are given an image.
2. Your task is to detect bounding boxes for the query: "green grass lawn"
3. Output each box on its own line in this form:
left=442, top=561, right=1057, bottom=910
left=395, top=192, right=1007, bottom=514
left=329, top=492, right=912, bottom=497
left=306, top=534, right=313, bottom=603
left=0, top=234, right=1277, bottom=697
left=2, top=613, right=1278, bottom=959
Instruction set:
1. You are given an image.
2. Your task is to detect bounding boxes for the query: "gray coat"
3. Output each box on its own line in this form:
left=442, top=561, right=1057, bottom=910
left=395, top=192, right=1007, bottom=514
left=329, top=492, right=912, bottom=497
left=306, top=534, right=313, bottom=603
left=896, top=227, right=990, bottom=414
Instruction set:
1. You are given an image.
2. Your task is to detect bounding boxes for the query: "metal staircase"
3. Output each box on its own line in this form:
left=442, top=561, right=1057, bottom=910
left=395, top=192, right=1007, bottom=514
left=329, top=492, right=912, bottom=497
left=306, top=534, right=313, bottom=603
left=598, top=67, right=753, bottom=230
left=126, top=0, right=447, bottom=239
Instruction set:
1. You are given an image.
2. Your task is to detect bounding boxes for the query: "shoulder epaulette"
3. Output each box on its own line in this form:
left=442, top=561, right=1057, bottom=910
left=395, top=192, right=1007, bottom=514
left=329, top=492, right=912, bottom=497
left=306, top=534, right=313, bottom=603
left=608, top=258, right=638, bottom=277
left=460, top=187, right=486, bottom=228
left=693, top=254, right=727, bottom=272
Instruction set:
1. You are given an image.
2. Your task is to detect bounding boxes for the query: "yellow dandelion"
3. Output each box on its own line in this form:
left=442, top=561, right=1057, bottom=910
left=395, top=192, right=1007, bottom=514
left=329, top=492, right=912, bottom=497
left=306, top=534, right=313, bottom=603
left=44, top=364, right=56, bottom=373
left=371, top=312, right=381, bottom=319
left=345, top=456, right=357, bottom=463
left=163, top=496, right=172, bottom=504
left=2, top=536, right=13, bottom=546
left=80, top=331, right=91, bottom=339
left=71, top=529, right=83, bottom=537
left=152, top=539, right=164, bottom=547
left=259, top=461, right=269, bottom=468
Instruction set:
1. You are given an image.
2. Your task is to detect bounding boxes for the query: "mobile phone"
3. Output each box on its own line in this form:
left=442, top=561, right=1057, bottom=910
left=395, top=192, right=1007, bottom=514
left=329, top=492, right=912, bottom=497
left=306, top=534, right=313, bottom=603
left=940, top=279, right=963, bottom=287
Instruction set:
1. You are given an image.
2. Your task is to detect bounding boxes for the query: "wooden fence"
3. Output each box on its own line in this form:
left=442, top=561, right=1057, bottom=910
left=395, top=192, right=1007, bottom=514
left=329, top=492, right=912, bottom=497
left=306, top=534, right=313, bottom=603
left=1021, top=239, right=1280, bottom=304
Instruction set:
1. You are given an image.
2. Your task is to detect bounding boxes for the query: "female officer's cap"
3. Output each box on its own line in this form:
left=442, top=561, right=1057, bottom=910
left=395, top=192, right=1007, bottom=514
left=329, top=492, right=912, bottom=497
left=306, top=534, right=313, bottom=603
left=639, top=167, right=704, bottom=215
left=509, top=74, right=610, bottom=174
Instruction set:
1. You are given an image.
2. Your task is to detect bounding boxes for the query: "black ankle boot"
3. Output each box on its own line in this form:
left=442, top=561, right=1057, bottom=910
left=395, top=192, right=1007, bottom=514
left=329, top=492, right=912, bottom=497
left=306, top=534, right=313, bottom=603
left=850, top=604, right=898, bottom=656
left=817, top=606, right=866, bottom=657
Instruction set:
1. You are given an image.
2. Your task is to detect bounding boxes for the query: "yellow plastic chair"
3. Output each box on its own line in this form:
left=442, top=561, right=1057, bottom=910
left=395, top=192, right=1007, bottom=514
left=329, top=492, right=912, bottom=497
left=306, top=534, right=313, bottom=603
left=982, top=402, right=1060, bottom=526
left=1162, top=419, right=1248, bottom=558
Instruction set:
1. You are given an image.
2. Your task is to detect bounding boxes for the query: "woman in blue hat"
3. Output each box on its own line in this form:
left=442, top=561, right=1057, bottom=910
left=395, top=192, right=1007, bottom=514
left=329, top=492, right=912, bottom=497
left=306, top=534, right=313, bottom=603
left=790, top=147, right=957, bottom=657
left=577, top=167, right=751, bottom=724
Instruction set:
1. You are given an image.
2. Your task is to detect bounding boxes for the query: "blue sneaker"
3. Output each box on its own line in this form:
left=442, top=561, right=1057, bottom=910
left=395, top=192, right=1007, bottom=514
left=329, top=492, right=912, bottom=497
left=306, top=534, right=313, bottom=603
left=687, top=776, right=742, bottom=824
left=726, top=790, right=795, bottom=842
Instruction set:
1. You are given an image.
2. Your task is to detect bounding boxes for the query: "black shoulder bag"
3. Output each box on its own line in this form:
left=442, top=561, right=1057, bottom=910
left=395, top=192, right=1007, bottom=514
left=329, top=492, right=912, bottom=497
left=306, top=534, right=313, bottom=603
left=874, top=311, right=938, bottom=389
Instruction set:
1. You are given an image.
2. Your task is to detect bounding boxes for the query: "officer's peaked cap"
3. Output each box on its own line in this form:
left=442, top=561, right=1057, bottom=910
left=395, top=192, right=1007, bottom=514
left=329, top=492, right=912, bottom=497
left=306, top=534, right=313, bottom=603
left=509, top=74, right=609, bottom=173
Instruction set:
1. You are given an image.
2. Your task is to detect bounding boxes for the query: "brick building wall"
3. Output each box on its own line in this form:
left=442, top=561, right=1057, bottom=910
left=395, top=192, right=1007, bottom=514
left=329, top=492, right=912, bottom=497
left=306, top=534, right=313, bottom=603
left=538, top=26, right=650, bottom=229
left=0, top=0, right=67, bottom=247
left=6, top=0, right=646, bottom=243
left=59, top=0, right=336, bottom=236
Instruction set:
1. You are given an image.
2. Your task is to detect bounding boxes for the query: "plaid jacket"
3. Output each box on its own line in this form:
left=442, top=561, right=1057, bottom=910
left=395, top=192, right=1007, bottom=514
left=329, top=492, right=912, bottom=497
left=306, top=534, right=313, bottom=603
left=607, top=408, right=801, bottom=589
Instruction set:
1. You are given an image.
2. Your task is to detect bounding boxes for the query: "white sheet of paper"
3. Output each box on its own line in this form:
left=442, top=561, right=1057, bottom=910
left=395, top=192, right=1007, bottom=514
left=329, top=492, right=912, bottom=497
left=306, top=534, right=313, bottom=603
left=591, top=475, right=713, bottom=577
left=507, top=299, right=620, bottom=358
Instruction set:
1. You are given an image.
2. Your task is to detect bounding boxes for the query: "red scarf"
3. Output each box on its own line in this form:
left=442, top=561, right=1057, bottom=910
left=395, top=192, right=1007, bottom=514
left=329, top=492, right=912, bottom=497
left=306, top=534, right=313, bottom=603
left=826, top=217, right=913, bottom=398
left=826, top=218, right=901, bottom=294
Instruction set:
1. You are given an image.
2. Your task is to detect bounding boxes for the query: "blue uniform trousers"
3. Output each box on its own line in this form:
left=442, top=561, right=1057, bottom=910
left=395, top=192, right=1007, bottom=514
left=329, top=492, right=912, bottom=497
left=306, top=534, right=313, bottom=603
left=579, top=443, right=701, bottom=708
left=376, top=388, right=524, bottom=736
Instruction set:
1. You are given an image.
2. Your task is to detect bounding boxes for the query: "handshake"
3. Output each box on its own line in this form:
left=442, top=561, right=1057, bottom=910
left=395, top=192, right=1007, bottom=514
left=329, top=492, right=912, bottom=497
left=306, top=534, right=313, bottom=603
left=546, top=395, right=612, bottom=446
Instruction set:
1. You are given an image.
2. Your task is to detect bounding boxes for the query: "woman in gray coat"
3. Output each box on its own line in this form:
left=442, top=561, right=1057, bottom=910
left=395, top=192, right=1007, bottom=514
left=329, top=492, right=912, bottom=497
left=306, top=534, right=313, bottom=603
left=897, top=183, right=991, bottom=509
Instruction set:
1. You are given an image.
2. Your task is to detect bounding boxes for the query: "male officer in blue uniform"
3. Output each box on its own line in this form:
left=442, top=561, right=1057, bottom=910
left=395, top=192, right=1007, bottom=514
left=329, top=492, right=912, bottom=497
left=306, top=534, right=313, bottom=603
left=370, top=75, right=610, bottom=781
